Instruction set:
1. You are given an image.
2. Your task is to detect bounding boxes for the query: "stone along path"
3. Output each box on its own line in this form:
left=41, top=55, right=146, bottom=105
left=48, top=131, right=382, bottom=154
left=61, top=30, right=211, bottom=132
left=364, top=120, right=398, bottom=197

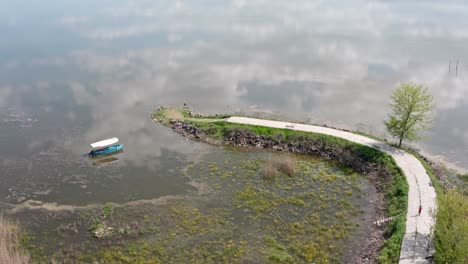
left=227, top=117, right=437, bottom=263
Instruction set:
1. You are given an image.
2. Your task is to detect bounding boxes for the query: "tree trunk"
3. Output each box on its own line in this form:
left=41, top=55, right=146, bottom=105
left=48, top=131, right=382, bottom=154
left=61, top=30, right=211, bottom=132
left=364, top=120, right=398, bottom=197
left=398, top=134, right=403, bottom=148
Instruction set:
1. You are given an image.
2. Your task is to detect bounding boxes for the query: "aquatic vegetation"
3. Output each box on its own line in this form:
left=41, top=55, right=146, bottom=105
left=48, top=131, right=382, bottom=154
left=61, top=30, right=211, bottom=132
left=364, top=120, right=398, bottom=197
left=286, top=197, right=305, bottom=206
left=17, top=146, right=374, bottom=263
left=263, top=237, right=293, bottom=263
left=95, top=241, right=166, bottom=263
left=102, top=203, right=113, bottom=219
left=290, top=239, right=332, bottom=264
left=234, top=185, right=277, bottom=214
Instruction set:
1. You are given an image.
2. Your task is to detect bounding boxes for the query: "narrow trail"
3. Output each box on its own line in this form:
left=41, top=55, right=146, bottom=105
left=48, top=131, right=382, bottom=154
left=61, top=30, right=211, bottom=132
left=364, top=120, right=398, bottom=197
left=227, top=116, right=437, bottom=263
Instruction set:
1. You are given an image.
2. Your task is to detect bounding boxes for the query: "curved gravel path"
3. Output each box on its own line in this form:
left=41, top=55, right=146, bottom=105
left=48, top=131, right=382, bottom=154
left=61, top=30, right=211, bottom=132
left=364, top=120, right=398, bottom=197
left=227, top=116, right=437, bottom=263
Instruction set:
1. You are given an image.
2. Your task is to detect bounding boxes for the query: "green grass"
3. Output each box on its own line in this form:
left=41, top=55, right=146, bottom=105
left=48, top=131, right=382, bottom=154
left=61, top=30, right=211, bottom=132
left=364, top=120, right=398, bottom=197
left=153, top=106, right=468, bottom=263
left=153, top=107, right=409, bottom=262
left=152, top=109, right=167, bottom=119
left=188, top=121, right=408, bottom=262
left=355, top=133, right=468, bottom=263
left=458, top=173, right=468, bottom=183
left=351, top=130, right=387, bottom=142
left=193, top=114, right=232, bottom=119
left=433, top=189, right=468, bottom=263
left=388, top=142, right=468, bottom=264
left=354, top=133, right=468, bottom=263
left=457, top=173, right=468, bottom=194
left=402, top=148, right=468, bottom=262
left=374, top=154, right=408, bottom=263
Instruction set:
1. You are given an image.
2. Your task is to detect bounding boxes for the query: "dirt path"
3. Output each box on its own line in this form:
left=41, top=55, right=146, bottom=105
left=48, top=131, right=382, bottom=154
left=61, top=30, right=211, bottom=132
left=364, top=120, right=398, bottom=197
left=227, top=116, right=437, bottom=263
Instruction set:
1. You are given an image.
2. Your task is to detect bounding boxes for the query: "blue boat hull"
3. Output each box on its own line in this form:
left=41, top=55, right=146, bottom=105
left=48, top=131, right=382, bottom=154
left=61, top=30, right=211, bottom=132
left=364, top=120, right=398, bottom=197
left=89, top=144, right=123, bottom=157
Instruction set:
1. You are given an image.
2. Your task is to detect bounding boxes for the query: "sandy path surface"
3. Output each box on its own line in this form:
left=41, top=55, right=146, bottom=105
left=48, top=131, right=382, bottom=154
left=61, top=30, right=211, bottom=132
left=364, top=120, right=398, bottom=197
left=227, top=116, right=437, bottom=263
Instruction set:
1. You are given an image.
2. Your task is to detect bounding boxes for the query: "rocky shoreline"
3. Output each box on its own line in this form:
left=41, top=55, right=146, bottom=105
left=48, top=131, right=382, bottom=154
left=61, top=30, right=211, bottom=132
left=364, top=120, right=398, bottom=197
left=166, top=119, right=390, bottom=263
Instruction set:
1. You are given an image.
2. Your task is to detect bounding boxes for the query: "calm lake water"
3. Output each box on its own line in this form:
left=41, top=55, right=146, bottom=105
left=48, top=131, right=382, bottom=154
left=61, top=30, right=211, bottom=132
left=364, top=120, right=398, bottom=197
left=1, top=1, right=468, bottom=205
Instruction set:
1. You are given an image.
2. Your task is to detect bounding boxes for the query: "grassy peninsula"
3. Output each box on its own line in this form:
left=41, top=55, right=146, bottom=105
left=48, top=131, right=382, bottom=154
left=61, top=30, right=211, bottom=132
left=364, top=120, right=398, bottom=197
left=152, top=106, right=408, bottom=263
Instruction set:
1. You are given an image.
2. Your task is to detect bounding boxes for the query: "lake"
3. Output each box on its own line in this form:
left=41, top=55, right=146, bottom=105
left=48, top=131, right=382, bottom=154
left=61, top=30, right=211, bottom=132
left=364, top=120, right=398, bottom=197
left=1, top=0, right=467, bottom=203
left=2, top=1, right=466, bottom=262
left=1, top=1, right=467, bottom=176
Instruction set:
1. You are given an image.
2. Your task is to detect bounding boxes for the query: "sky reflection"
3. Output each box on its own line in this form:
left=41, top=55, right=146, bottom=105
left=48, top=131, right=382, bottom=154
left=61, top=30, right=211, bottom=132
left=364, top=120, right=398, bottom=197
left=1, top=0, right=467, bottom=171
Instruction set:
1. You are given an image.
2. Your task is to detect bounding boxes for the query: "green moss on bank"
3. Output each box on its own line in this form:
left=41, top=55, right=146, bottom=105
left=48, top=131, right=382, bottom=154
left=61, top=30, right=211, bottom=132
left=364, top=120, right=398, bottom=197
left=153, top=107, right=409, bottom=262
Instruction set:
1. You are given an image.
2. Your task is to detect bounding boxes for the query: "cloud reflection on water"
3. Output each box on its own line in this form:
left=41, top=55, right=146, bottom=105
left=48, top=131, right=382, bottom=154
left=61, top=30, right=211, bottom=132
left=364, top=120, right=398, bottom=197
left=0, top=0, right=467, bottom=169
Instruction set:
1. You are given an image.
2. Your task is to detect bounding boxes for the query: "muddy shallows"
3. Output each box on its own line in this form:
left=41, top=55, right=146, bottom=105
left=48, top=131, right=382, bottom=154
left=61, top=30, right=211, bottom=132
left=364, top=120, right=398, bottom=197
left=9, top=148, right=377, bottom=263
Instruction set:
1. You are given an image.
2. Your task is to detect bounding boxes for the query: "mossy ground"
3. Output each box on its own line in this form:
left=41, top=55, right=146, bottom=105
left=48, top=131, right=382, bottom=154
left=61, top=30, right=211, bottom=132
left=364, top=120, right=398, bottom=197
left=85, top=153, right=363, bottom=263
left=15, top=150, right=371, bottom=264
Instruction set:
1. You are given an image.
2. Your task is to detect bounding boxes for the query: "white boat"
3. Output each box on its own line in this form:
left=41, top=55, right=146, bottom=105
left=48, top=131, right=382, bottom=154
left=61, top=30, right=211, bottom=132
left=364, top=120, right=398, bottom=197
left=90, top=137, right=119, bottom=149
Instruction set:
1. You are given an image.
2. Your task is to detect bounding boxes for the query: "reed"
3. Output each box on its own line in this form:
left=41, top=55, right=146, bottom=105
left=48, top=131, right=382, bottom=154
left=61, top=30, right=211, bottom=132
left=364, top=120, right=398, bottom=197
left=263, top=155, right=296, bottom=180
left=0, top=216, right=30, bottom=264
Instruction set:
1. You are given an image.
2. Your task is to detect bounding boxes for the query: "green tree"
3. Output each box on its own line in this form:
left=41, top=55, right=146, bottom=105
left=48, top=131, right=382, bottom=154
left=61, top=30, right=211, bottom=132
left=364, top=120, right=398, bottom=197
left=384, top=82, right=435, bottom=147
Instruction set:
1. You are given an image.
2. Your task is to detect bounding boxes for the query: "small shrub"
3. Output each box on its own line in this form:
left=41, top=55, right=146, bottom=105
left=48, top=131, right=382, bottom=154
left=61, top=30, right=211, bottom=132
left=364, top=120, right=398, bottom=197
left=263, top=164, right=277, bottom=180
left=262, top=155, right=296, bottom=180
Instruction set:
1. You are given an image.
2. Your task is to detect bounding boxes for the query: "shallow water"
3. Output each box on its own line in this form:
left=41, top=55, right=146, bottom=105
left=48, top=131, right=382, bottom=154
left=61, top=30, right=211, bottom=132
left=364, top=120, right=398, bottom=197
left=0, top=2, right=467, bottom=206
left=0, top=1, right=466, bottom=261
left=9, top=149, right=375, bottom=263
left=1, top=1, right=468, bottom=206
